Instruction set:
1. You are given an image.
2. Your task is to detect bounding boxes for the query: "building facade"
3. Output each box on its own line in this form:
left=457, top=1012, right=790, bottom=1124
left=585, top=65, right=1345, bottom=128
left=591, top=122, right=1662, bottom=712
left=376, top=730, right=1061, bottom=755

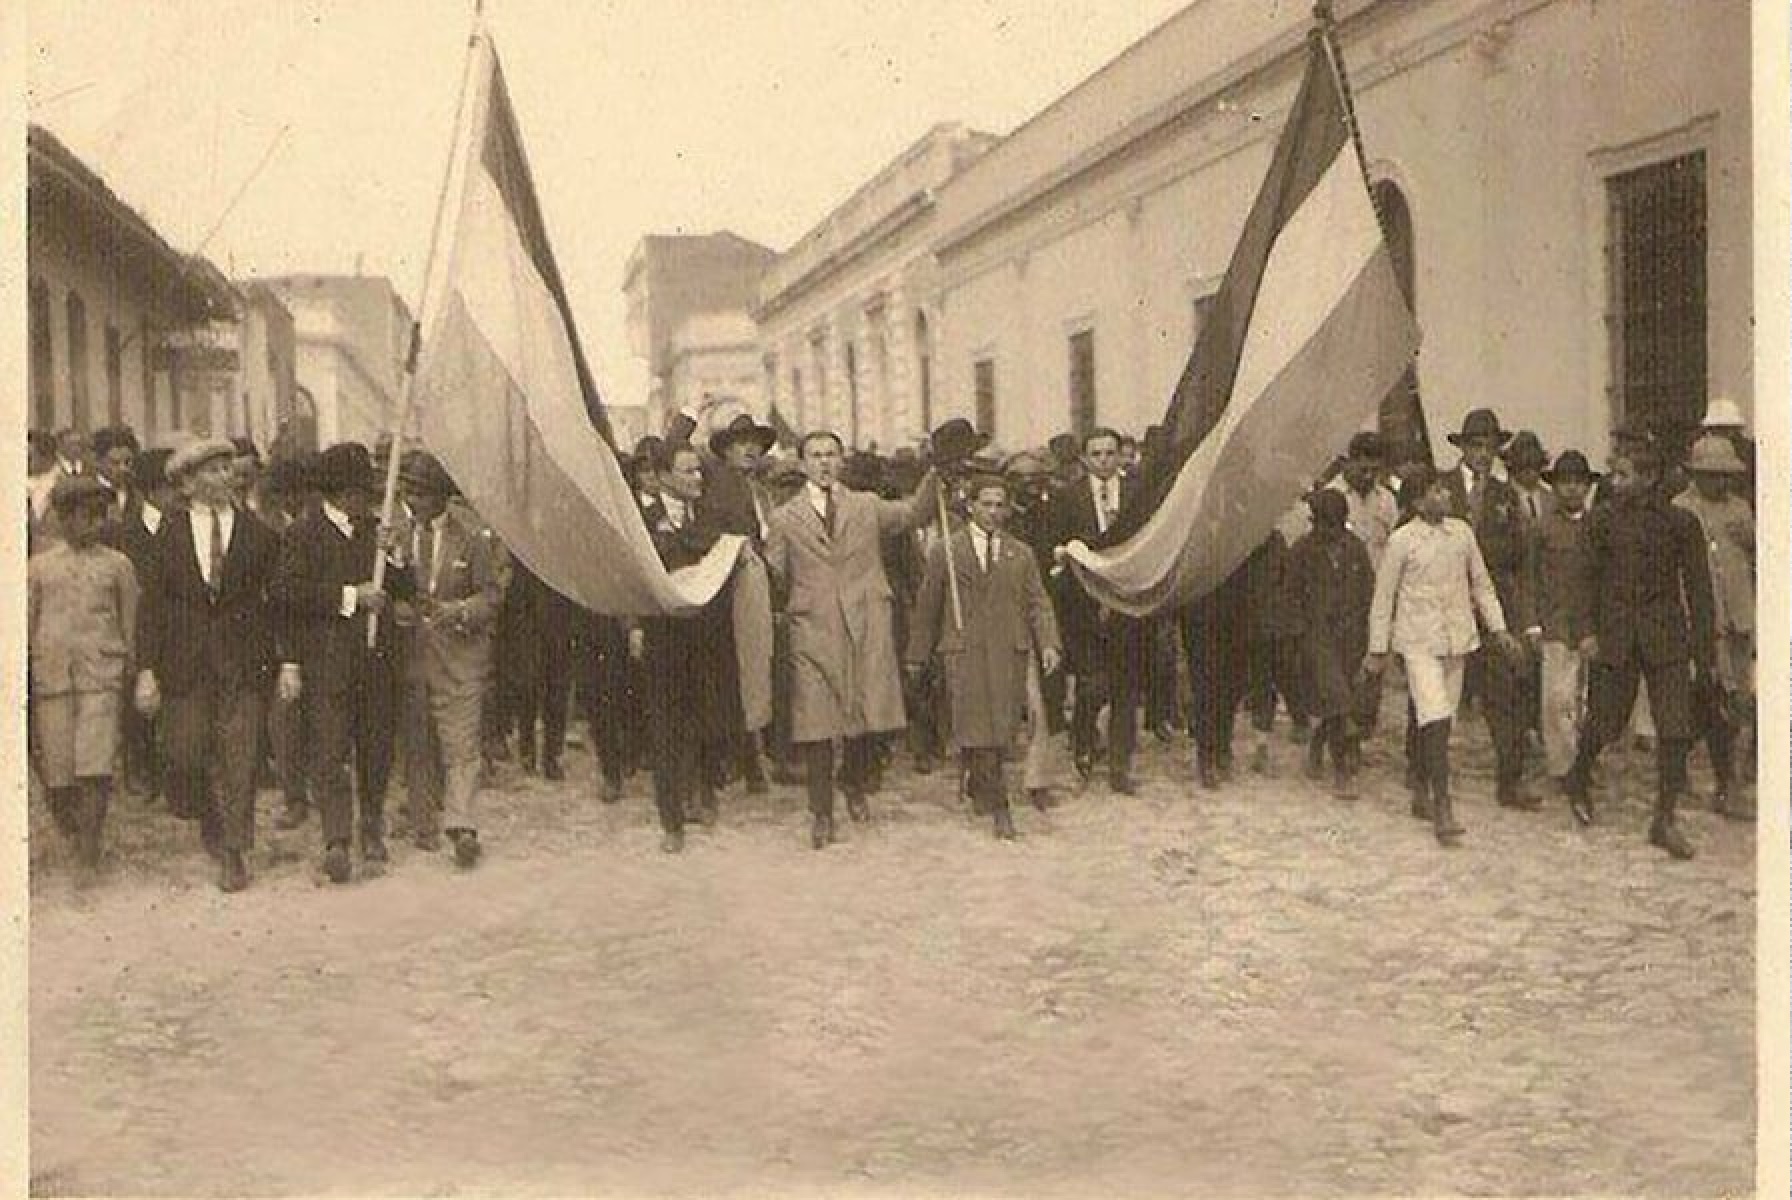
left=258, top=274, right=414, bottom=449
left=27, top=125, right=241, bottom=447
left=623, top=231, right=776, bottom=433
left=754, top=123, right=998, bottom=451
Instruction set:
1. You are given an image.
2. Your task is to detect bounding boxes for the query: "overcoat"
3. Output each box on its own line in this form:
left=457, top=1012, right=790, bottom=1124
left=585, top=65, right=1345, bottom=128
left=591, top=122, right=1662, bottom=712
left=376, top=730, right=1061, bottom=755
left=765, top=484, right=932, bottom=743
left=398, top=507, right=506, bottom=693
left=1283, top=527, right=1375, bottom=720
left=905, top=527, right=1061, bottom=751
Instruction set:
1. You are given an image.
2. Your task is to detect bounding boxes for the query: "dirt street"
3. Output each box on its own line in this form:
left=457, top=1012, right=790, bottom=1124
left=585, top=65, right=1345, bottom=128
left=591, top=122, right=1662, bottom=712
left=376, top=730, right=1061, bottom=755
left=29, top=721, right=1754, bottom=1198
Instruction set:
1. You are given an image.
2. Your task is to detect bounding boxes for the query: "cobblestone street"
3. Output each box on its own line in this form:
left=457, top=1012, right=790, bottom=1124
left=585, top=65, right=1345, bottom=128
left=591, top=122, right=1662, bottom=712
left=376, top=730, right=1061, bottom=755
left=29, top=717, right=1755, bottom=1198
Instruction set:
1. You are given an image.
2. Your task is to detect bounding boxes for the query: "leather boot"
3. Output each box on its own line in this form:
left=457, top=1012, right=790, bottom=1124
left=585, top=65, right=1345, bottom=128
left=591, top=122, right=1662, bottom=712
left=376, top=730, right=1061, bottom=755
left=992, top=803, right=1017, bottom=841
left=1427, top=722, right=1463, bottom=844
left=1649, top=742, right=1695, bottom=860
left=1304, top=728, right=1328, bottom=782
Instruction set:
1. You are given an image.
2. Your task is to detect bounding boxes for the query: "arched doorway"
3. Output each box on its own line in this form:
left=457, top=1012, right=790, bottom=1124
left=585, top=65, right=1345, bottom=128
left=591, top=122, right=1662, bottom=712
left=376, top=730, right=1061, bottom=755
left=1371, top=179, right=1428, bottom=467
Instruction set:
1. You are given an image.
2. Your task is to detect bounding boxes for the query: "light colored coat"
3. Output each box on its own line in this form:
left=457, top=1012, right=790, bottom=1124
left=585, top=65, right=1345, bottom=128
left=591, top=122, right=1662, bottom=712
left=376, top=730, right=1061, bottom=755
left=398, top=507, right=506, bottom=693
left=1369, top=516, right=1507, bottom=658
left=765, top=483, right=933, bottom=743
left=906, top=526, right=1062, bottom=751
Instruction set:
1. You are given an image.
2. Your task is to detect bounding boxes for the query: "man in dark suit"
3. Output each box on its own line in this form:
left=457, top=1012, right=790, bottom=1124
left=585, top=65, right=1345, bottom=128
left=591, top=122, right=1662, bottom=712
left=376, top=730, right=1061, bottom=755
left=1562, top=445, right=1716, bottom=858
left=105, top=445, right=174, bottom=800
left=133, top=437, right=282, bottom=893
left=1047, top=427, right=1147, bottom=794
left=1441, top=408, right=1542, bottom=812
left=270, top=442, right=409, bottom=884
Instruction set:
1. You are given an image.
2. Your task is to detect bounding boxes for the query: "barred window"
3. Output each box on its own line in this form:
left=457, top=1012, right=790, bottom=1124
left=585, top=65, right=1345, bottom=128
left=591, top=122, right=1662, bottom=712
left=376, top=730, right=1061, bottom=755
left=1606, top=151, right=1706, bottom=440
left=973, top=357, right=996, bottom=436
left=1068, top=328, right=1096, bottom=435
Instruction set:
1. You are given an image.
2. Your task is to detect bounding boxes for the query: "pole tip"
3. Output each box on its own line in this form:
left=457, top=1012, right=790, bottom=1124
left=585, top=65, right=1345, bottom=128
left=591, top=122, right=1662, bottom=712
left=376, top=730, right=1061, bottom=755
left=1313, top=0, right=1335, bottom=23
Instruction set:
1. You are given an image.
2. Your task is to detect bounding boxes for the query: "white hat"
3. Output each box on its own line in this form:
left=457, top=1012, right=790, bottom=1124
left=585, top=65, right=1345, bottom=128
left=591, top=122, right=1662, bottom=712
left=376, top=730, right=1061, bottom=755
left=1702, top=397, right=1746, bottom=430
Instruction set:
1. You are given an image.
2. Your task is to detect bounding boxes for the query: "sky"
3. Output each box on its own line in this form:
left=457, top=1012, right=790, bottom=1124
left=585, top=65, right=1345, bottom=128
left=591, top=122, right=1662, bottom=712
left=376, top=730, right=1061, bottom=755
left=26, top=0, right=1192, bottom=410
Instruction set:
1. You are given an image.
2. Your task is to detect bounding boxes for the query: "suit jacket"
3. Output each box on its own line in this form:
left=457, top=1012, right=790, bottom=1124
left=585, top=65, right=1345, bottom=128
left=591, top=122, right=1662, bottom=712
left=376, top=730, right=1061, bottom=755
left=1045, top=472, right=1146, bottom=673
left=270, top=508, right=410, bottom=692
left=906, top=526, right=1061, bottom=750
left=764, top=482, right=933, bottom=742
left=1443, top=465, right=1536, bottom=634
left=1581, top=489, right=1716, bottom=670
left=1531, top=508, right=1593, bottom=645
left=397, top=508, right=506, bottom=690
left=136, top=506, right=282, bottom=697
left=100, top=497, right=165, bottom=586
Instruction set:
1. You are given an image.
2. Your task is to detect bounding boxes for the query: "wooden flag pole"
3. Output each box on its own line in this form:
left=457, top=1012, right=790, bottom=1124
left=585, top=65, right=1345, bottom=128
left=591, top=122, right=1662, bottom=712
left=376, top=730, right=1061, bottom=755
left=936, top=480, right=964, bottom=632
left=367, top=7, right=486, bottom=647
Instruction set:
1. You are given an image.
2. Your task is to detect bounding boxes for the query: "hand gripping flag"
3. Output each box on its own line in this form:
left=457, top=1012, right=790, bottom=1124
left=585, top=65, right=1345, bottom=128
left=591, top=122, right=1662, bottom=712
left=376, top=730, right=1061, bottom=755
left=1063, top=24, right=1421, bottom=617
left=409, top=27, right=741, bottom=615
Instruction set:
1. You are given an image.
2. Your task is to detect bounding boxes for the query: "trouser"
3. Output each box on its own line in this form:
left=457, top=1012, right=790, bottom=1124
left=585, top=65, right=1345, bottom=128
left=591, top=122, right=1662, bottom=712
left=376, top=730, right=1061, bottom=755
left=514, top=634, right=573, bottom=765
left=802, top=736, right=876, bottom=818
left=303, top=651, right=400, bottom=848
left=962, top=746, right=1008, bottom=814
left=404, top=674, right=485, bottom=835
left=1144, top=617, right=1183, bottom=730
left=581, top=619, right=631, bottom=788
left=904, top=664, right=948, bottom=766
left=1070, top=617, right=1144, bottom=781
left=268, top=690, right=308, bottom=808
left=1473, top=644, right=1529, bottom=795
left=1567, top=653, right=1694, bottom=795
left=1539, top=641, right=1585, bottom=779
left=1313, top=715, right=1358, bottom=773
left=120, top=688, right=159, bottom=795
left=1693, top=675, right=1737, bottom=787
left=1247, top=633, right=1307, bottom=733
left=163, top=683, right=266, bottom=855
left=652, top=732, right=726, bottom=833
left=1181, top=611, right=1250, bottom=769
left=1022, top=657, right=1065, bottom=791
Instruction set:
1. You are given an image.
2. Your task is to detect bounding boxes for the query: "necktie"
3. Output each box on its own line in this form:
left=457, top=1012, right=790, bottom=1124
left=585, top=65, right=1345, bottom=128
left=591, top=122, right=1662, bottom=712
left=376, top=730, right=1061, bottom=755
left=1469, top=473, right=1485, bottom=521
left=206, top=507, right=225, bottom=596
left=985, top=534, right=997, bottom=574
left=821, top=486, right=835, bottom=538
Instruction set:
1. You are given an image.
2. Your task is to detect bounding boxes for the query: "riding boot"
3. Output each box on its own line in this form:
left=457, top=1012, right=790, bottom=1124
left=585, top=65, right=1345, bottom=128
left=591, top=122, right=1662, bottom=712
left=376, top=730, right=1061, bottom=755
left=1649, top=739, right=1695, bottom=860
left=1427, top=721, right=1463, bottom=843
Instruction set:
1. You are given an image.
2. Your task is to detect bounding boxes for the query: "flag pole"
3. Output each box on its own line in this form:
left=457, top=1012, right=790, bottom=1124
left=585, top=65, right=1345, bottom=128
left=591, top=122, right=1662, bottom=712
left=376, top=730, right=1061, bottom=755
left=936, top=484, right=964, bottom=631
left=367, top=5, right=487, bottom=647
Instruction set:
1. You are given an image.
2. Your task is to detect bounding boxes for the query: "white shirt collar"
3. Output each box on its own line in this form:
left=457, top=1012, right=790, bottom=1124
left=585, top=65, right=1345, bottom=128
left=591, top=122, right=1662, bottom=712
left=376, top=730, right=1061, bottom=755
left=806, top=480, right=835, bottom=516
left=322, top=499, right=355, bottom=539
left=141, top=501, right=162, bottom=534
left=662, top=493, right=690, bottom=528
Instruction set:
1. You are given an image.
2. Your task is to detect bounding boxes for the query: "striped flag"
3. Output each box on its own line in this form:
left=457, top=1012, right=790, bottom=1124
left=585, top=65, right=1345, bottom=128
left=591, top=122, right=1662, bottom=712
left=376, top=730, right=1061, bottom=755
left=1063, top=25, right=1421, bottom=616
left=411, top=27, right=740, bottom=615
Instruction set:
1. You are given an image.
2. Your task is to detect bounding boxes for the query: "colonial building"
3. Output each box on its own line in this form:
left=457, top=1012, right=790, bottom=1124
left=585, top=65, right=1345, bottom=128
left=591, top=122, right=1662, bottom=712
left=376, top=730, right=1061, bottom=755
left=754, top=123, right=998, bottom=451
left=623, top=231, right=776, bottom=433
left=27, top=124, right=241, bottom=446
left=257, top=274, right=414, bottom=449
left=743, top=0, right=1750, bottom=463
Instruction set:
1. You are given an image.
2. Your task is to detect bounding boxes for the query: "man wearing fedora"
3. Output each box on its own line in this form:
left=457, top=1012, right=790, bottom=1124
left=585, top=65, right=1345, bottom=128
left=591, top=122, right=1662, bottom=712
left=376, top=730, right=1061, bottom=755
left=1501, top=432, right=1554, bottom=526
left=1561, top=445, right=1716, bottom=858
left=668, top=404, right=780, bottom=793
left=1675, top=433, right=1755, bottom=818
left=764, top=424, right=950, bottom=849
left=133, top=437, right=283, bottom=892
left=1046, top=426, right=1148, bottom=794
left=391, top=451, right=506, bottom=865
left=271, top=441, right=409, bottom=884
left=1441, top=407, right=1543, bottom=813
left=1531, top=450, right=1598, bottom=790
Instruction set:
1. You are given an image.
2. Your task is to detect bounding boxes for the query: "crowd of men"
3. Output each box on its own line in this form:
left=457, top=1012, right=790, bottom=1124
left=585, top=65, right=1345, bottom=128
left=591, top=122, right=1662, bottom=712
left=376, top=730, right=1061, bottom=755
left=25, top=393, right=1757, bottom=891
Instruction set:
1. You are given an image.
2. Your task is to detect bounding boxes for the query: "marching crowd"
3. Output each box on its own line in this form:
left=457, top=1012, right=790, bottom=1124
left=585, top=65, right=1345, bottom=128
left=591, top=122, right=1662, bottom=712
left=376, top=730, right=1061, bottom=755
left=25, top=394, right=1758, bottom=892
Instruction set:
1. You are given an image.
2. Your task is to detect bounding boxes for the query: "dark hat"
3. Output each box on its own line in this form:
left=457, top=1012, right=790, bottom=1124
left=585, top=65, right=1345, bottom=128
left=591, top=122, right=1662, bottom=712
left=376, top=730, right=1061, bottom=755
left=1306, top=487, right=1348, bottom=527
left=1446, top=408, right=1512, bottom=447
left=929, top=418, right=989, bottom=467
left=1541, top=449, right=1599, bottom=485
left=49, top=473, right=112, bottom=512
left=1500, top=431, right=1548, bottom=470
left=708, top=412, right=777, bottom=458
left=1345, top=431, right=1385, bottom=464
left=1047, top=432, right=1079, bottom=460
left=91, top=425, right=141, bottom=459
left=166, top=436, right=237, bottom=480
left=630, top=435, right=664, bottom=469
left=314, top=442, right=377, bottom=496
left=263, top=454, right=313, bottom=496
left=135, top=446, right=173, bottom=492
left=399, top=449, right=457, bottom=496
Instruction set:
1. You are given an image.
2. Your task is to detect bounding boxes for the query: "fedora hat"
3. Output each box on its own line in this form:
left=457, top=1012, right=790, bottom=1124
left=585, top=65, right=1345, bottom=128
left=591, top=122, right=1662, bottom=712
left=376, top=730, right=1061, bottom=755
left=1446, top=409, right=1512, bottom=447
left=1344, top=430, right=1384, bottom=464
left=708, top=412, right=777, bottom=458
left=1500, top=430, right=1548, bottom=470
left=49, top=472, right=112, bottom=513
left=1541, top=449, right=1599, bottom=486
left=399, top=449, right=458, bottom=497
left=314, top=442, right=377, bottom=496
left=1701, top=397, right=1746, bottom=430
left=929, top=418, right=990, bottom=467
left=166, top=436, right=237, bottom=481
left=1685, top=434, right=1745, bottom=475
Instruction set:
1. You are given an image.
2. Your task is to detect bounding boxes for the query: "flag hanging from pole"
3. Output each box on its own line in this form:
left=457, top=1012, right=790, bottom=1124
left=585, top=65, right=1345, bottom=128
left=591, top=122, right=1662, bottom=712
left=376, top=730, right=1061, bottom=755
left=1062, top=22, right=1421, bottom=617
left=410, top=27, right=741, bottom=615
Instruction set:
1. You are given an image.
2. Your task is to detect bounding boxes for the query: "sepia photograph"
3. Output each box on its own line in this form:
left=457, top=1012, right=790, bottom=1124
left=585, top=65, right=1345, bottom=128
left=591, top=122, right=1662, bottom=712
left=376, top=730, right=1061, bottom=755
left=6, top=0, right=1787, bottom=1196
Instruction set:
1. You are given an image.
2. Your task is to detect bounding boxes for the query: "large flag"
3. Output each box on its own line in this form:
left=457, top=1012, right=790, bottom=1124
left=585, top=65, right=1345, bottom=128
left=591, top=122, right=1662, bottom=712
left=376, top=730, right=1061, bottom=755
left=410, top=27, right=741, bottom=615
left=1063, top=25, right=1421, bottom=616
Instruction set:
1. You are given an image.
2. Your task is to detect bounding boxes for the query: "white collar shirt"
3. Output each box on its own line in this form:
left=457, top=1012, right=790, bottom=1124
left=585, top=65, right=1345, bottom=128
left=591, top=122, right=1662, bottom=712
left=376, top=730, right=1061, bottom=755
left=187, top=503, right=236, bottom=587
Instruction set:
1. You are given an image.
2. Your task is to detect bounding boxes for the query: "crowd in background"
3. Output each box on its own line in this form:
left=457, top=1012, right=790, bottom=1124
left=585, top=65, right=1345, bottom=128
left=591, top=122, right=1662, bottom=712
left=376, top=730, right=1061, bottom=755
left=24, top=392, right=1758, bottom=889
